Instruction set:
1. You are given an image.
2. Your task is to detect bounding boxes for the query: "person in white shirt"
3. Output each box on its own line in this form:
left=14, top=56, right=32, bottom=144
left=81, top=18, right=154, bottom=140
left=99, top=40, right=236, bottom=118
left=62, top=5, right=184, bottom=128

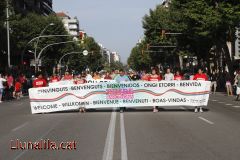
left=85, top=71, right=93, bottom=81
left=164, top=68, right=174, bottom=81
left=0, top=74, right=7, bottom=103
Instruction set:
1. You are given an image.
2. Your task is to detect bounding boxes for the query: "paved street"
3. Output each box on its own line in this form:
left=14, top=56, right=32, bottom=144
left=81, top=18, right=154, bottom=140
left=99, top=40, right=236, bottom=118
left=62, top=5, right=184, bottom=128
left=0, top=94, right=240, bottom=160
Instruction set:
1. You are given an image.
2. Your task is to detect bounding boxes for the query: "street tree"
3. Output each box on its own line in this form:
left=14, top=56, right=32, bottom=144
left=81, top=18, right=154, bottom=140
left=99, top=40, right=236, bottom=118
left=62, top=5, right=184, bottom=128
left=170, top=0, right=240, bottom=74
left=132, top=0, right=240, bottom=75
left=10, top=13, right=76, bottom=74
left=128, top=41, right=152, bottom=71
left=67, top=36, right=103, bottom=72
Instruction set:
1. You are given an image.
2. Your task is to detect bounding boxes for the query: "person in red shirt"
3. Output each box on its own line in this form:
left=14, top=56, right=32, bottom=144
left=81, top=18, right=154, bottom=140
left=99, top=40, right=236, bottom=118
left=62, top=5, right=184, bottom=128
left=33, top=73, right=47, bottom=88
left=193, top=68, right=208, bottom=81
left=141, top=71, right=149, bottom=81
left=104, top=72, right=112, bottom=80
left=14, top=79, right=22, bottom=100
left=174, top=71, right=183, bottom=80
left=19, top=74, right=25, bottom=84
left=50, top=74, right=60, bottom=83
left=7, top=74, right=14, bottom=88
left=62, top=72, right=73, bottom=81
left=148, top=68, right=162, bottom=112
left=193, top=68, right=208, bottom=113
left=148, top=68, right=162, bottom=82
left=74, top=74, right=86, bottom=84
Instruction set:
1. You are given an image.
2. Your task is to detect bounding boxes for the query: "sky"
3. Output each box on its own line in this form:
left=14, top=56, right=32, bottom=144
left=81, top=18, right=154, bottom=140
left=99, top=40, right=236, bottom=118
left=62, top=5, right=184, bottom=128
left=53, top=0, right=163, bottom=64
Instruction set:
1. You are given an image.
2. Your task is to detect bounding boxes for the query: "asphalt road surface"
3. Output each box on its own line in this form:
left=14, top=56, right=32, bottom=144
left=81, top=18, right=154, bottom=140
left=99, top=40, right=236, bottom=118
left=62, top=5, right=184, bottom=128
left=0, top=93, right=240, bottom=160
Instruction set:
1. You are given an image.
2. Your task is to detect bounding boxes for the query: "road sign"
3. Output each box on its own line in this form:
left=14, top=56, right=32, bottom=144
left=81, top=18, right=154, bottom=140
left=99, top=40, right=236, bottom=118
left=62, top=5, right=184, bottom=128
left=83, top=50, right=88, bottom=56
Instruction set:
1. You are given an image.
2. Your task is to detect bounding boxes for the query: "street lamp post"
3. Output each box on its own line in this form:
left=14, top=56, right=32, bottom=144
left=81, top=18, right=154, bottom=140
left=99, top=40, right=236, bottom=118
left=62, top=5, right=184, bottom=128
left=21, top=34, right=75, bottom=67
left=36, top=40, right=80, bottom=72
left=33, top=23, right=54, bottom=72
left=58, top=50, right=88, bottom=76
left=6, top=0, right=11, bottom=68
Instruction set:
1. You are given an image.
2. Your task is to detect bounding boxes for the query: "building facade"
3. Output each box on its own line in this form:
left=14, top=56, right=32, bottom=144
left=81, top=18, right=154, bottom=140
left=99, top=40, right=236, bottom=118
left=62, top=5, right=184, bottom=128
left=111, top=52, right=120, bottom=62
left=162, top=0, right=171, bottom=8
left=56, top=12, right=79, bottom=38
left=12, top=0, right=54, bottom=16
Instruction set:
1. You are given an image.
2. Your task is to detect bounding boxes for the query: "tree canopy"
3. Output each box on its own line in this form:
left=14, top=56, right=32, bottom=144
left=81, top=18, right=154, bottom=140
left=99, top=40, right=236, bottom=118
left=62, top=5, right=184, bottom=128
left=128, top=0, right=240, bottom=74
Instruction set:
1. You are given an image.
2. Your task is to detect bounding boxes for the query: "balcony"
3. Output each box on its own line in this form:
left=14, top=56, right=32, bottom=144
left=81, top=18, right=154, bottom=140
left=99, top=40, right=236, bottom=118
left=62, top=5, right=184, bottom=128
left=68, top=19, right=79, bottom=24
left=68, top=25, right=78, bottom=30
left=69, top=31, right=78, bottom=36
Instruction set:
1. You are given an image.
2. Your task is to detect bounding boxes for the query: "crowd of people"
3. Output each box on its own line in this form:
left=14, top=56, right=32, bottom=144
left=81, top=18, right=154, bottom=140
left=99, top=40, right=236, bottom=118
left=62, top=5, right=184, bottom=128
left=0, top=73, right=30, bottom=103
left=0, top=67, right=240, bottom=113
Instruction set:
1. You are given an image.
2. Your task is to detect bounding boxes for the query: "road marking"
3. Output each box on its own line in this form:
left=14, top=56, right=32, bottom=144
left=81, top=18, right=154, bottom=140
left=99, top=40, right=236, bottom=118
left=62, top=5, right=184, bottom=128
left=14, top=122, right=59, bottom=160
left=180, top=106, right=187, bottom=110
left=218, top=102, right=224, bottom=104
left=212, top=100, right=218, bottom=101
left=225, top=104, right=233, bottom=106
left=198, top=117, right=214, bottom=125
left=12, top=122, right=29, bottom=132
left=120, top=114, right=128, bottom=160
left=102, top=110, right=117, bottom=160
left=232, top=106, right=240, bottom=108
left=13, top=149, right=27, bottom=160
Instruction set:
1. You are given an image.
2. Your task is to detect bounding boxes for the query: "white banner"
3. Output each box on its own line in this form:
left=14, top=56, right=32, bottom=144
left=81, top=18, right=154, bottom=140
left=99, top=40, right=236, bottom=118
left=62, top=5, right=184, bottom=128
left=29, top=81, right=211, bottom=114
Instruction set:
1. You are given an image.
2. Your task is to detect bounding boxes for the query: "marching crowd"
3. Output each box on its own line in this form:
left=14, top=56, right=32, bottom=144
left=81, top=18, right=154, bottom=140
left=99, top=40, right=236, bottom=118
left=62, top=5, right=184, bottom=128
left=0, top=67, right=240, bottom=112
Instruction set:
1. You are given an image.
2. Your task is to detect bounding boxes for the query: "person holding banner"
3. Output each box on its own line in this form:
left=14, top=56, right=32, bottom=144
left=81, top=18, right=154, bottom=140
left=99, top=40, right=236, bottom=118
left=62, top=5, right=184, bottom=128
left=104, top=72, right=112, bottom=80
left=141, top=71, right=149, bottom=81
left=148, top=68, right=162, bottom=112
left=93, top=72, right=101, bottom=80
left=193, top=68, right=208, bottom=113
left=174, top=71, right=183, bottom=80
left=114, top=69, right=130, bottom=113
left=77, top=74, right=87, bottom=113
left=86, top=71, right=93, bottom=80
left=164, top=68, right=174, bottom=81
left=74, top=74, right=87, bottom=85
left=62, top=72, right=73, bottom=81
left=50, top=74, right=60, bottom=83
left=130, top=71, right=140, bottom=81
left=33, top=72, right=47, bottom=88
